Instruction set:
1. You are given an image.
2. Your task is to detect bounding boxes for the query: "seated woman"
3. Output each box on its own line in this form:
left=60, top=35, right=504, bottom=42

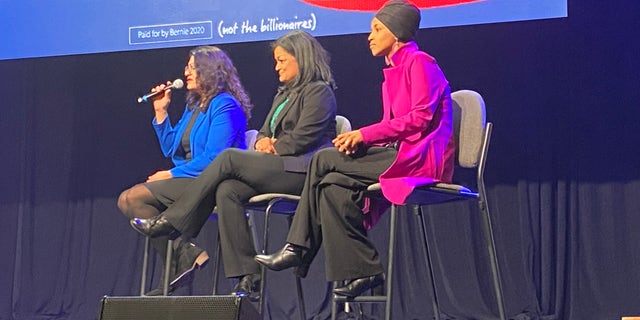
left=255, top=0, right=455, bottom=298
left=129, top=30, right=337, bottom=297
left=117, top=46, right=252, bottom=295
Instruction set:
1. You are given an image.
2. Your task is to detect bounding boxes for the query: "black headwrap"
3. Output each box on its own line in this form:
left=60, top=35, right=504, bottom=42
left=374, top=0, right=421, bottom=42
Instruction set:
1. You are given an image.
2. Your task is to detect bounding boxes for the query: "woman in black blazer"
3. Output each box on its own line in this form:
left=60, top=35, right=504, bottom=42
left=130, top=30, right=337, bottom=297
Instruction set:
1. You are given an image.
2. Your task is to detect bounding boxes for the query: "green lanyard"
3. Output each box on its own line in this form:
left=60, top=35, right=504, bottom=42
left=269, top=98, right=288, bottom=138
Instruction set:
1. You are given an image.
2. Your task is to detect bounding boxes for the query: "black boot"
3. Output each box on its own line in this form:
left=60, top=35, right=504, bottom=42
left=333, top=273, right=385, bottom=298
left=231, top=273, right=261, bottom=301
left=130, top=215, right=180, bottom=239
left=171, top=241, right=210, bottom=289
left=254, top=243, right=304, bottom=271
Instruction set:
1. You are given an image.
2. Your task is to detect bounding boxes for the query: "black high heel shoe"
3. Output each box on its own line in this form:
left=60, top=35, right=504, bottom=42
left=333, top=273, right=385, bottom=298
left=254, top=243, right=303, bottom=271
left=130, top=215, right=180, bottom=239
left=231, top=274, right=261, bottom=301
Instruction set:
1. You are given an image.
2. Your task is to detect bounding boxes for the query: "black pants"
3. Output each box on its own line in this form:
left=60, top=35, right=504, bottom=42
left=287, top=147, right=397, bottom=281
left=163, top=148, right=305, bottom=278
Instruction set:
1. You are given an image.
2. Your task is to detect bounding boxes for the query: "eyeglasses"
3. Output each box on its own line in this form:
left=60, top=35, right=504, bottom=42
left=184, top=64, right=196, bottom=72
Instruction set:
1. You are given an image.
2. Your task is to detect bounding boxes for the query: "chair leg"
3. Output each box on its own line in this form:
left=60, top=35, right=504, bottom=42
left=414, top=205, right=440, bottom=320
left=140, top=236, right=151, bottom=296
left=285, top=214, right=307, bottom=320
left=383, top=204, right=397, bottom=320
left=295, top=276, right=306, bottom=320
left=247, top=211, right=261, bottom=256
left=479, top=201, right=507, bottom=320
left=258, top=201, right=273, bottom=317
left=330, top=282, right=339, bottom=320
left=163, top=239, right=174, bottom=296
left=212, top=233, right=222, bottom=295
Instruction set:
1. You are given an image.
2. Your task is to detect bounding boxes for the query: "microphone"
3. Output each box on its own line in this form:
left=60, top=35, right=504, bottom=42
left=137, top=79, right=184, bottom=103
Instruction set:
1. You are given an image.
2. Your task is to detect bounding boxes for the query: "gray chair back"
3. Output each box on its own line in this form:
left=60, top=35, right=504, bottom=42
left=245, top=129, right=258, bottom=151
left=451, top=90, right=486, bottom=169
left=335, top=115, right=352, bottom=135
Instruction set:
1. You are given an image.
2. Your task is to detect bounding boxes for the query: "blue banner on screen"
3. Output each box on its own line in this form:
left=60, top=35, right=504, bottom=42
left=0, top=0, right=566, bottom=60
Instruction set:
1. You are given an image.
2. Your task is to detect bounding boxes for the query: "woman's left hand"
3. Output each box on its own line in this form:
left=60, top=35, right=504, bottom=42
left=333, top=130, right=363, bottom=155
left=146, top=170, right=173, bottom=182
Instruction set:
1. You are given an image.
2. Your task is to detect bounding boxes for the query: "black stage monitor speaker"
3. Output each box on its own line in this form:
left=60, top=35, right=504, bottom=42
left=98, top=295, right=260, bottom=320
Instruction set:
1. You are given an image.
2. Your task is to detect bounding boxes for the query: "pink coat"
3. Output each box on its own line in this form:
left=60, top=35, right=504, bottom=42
left=360, top=42, right=455, bottom=206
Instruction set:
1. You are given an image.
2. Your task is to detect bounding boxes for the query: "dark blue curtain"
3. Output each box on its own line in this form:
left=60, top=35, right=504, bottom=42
left=2, top=0, right=640, bottom=319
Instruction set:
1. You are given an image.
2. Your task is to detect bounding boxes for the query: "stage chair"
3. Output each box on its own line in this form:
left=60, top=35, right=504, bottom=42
left=331, top=90, right=506, bottom=320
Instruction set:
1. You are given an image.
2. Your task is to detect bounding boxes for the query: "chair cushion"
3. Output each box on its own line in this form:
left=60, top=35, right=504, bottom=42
left=248, top=193, right=301, bottom=203
left=430, top=182, right=472, bottom=193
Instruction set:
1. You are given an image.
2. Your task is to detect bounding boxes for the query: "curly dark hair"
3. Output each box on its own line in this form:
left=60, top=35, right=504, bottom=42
left=186, top=46, right=252, bottom=121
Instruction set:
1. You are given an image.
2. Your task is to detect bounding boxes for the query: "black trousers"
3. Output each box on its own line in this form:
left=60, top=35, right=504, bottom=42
left=163, top=148, right=305, bottom=278
left=287, top=147, right=397, bottom=281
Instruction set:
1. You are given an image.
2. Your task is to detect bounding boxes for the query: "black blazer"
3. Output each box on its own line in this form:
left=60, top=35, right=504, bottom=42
left=258, top=81, right=337, bottom=173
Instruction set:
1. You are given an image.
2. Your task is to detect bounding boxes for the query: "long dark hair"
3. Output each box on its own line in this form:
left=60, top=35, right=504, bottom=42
left=186, top=46, right=252, bottom=121
left=271, top=30, right=336, bottom=91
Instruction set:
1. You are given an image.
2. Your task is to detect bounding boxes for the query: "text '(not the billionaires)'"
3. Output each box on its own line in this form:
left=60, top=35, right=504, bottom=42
left=218, top=14, right=316, bottom=38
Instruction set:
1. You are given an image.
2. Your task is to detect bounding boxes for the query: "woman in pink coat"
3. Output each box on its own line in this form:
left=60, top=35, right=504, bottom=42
left=255, top=0, right=454, bottom=298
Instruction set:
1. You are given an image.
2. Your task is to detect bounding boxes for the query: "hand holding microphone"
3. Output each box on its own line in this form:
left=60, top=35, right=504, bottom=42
left=137, top=79, right=184, bottom=103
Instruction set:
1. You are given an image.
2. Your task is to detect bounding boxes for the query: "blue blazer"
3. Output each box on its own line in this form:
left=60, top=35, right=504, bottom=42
left=153, top=92, right=247, bottom=178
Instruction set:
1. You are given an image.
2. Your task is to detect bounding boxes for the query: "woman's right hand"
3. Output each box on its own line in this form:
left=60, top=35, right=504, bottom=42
left=151, top=81, right=173, bottom=123
left=255, top=137, right=278, bottom=154
left=333, top=130, right=362, bottom=155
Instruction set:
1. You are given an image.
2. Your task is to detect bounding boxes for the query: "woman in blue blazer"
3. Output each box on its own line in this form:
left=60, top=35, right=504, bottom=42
left=117, top=46, right=252, bottom=295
